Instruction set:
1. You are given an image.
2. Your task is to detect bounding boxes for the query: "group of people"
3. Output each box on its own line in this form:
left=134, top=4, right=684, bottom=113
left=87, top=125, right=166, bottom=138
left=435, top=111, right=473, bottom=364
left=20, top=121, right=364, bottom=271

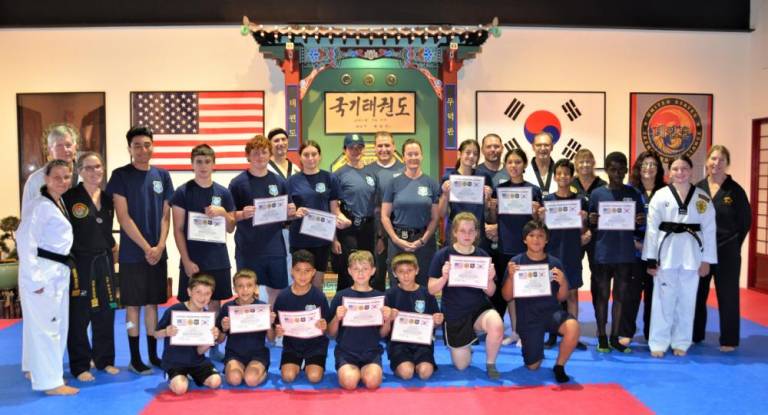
left=17, top=124, right=751, bottom=395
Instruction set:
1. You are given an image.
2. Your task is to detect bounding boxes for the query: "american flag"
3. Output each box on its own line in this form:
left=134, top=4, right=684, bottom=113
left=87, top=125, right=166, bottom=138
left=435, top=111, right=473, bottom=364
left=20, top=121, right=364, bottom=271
left=130, top=91, right=264, bottom=171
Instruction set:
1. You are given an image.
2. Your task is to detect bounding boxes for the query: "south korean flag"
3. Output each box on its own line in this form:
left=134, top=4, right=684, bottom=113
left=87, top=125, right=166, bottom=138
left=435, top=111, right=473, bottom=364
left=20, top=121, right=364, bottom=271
left=476, top=91, right=606, bottom=168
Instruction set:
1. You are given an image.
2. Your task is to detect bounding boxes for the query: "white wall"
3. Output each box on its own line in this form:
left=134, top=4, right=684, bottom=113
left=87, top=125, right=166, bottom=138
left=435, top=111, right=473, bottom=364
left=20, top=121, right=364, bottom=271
left=751, top=0, right=768, bottom=118
left=0, top=23, right=759, bottom=288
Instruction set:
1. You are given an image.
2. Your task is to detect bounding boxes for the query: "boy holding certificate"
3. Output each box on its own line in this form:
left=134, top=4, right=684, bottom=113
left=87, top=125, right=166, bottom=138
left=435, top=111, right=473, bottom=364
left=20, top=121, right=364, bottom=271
left=537, top=159, right=589, bottom=350
left=587, top=152, right=645, bottom=353
left=502, top=221, right=580, bottom=383
left=217, top=269, right=275, bottom=387
left=273, top=250, right=331, bottom=384
left=382, top=253, right=443, bottom=380
left=171, top=144, right=236, bottom=360
left=155, top=273, right=222, bottom=395
left=328, top=251, right=392, bottom=390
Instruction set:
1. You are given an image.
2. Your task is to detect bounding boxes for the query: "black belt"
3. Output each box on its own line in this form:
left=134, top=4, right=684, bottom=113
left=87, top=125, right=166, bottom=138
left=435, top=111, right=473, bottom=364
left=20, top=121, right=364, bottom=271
left=351, top=216, right=373, bottom=227
left=658, top=221, right=703, bottom=259
left=393, top=226, right=426, bottom=241
left=38, top=248, right=83, bottom=298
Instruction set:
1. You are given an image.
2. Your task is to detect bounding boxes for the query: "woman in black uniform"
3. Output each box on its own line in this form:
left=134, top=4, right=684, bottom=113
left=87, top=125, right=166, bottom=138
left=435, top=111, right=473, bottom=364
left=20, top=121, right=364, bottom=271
left=63, top=152, right=119, bottom=381
left=693, top=145, right=751, bottom=352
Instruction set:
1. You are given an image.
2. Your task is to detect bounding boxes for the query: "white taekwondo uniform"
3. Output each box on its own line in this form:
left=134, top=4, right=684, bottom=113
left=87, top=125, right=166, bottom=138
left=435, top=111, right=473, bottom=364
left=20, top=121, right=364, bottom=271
left=642, top=184, right=717, bottom=352
left=17, top=191, right=73, bottom=391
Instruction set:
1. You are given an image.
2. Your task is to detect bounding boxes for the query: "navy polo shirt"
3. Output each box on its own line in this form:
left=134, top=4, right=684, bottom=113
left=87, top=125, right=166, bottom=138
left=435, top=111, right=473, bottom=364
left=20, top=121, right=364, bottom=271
left=588, top=185, right=644, bottom=264
left=287, top=170, right=341, bottom=248
left=542, top=193, right=587, bottom=283
left=170, top=180, right=234, bottom=271
left=228, top=170, right=289, bottom=257
left=493, top=180, right=543, bottom=255
left=441, top=168, right=492, bottom=239
left=335, top=165, right=377, bottom=218
left=384, top=174, right=441, bottom=229
left=106, top=164, right=173, bottom=263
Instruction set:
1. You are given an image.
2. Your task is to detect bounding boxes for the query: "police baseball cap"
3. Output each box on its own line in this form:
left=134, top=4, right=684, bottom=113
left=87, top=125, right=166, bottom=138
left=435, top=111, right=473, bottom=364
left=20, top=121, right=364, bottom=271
left=343, top=134, right=365, bottom=148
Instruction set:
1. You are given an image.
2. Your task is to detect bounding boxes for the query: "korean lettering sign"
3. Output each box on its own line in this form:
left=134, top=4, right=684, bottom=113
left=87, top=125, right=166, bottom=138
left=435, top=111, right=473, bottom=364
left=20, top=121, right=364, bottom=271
left=325, top=92, right=416, bottom=134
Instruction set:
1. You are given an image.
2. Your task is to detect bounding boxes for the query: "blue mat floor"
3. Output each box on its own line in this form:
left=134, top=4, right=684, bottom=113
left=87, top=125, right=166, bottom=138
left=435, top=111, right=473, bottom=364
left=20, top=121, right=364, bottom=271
left=1, top=301, right=766, bottom=414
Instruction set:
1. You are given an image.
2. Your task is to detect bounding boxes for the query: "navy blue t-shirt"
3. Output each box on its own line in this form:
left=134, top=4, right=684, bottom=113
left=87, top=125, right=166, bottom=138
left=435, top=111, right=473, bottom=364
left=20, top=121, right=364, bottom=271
left=588, top=185, right=644, bottom=264
left=385, top=285, right=439, bottom=346
left=287, top=170, right=340, bottom=248
left=542, top=193, right=586, bottom=283
left=364, top=161, right=405, bottom=206
left=106, top=164, right=173, bottom=263
left=217, top=298, right=269, bottom=359
left=157, top=302, right=212, bottom=370
left=493, top=180, right=543, bottom=255
left=170, top=180, right=235, bottom=271
left=428, top=246, right=491, bottom=322
left=441, top=168, right=492, bottom=239
left=330, top=288, right=385, bottom=354
left=273, top=285, right=331, bottom=357
left=384, top=174, right=441, bottom=229
left=507, top=253, right=563, bottom=332
left=228, top=170, right=289, bottom=257
left=335, top=165, right=377, bottom=218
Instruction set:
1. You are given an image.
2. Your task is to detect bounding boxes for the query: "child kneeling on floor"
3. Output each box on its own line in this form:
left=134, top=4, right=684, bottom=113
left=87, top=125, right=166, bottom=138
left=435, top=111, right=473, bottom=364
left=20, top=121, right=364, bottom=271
left=502, top=221, right=580, bottom=383
left=155, top=273, right=222, bottom=395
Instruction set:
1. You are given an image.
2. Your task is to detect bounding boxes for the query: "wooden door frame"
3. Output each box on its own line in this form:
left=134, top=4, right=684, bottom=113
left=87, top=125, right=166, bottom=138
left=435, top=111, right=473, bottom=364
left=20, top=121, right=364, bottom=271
left=748, top=117, right=768, bottom=290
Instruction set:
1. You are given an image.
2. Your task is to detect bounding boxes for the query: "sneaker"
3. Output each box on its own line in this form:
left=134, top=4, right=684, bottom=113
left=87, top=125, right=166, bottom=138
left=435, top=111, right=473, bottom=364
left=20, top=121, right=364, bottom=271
left=610, top=337, right=632, bottom=353
left=128, top=362, right=154, bottom=375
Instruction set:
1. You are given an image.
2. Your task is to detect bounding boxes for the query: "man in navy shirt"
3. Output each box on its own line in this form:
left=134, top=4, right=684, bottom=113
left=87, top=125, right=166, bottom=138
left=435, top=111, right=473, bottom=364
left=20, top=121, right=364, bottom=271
left=363, top=131, right=404, bottom=291
left=332, top=134, right=378, bottom=292
left=107, top=126, right=173, bottom=374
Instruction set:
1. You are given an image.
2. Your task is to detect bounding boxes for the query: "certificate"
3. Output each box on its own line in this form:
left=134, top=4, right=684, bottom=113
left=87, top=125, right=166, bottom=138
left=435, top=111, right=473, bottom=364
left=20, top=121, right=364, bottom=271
left=169, top=311, right=216, bottom=346
left=544, top=200, right=582, bottom=230
left=228, top=304, right=271, bottom=334
left=299, top=208, right=338, bottom=241
left=598, top=201, right=636, bottom=231
left=513, top=264, right=552, bottom=298
left=497, top=187, right=533, bottom=215
left=342, top=296, right=385, bottom=327
left=449, top=175, right=484, bottom=205
left=278, top=308, right=323, bottom=339
left=252, top=195, right=288, bottom=226
left=448, top=255, right=491, bottom=289
left=187, top=211, right=227, bottom=243
left=391, top=311, right=434, bottom=345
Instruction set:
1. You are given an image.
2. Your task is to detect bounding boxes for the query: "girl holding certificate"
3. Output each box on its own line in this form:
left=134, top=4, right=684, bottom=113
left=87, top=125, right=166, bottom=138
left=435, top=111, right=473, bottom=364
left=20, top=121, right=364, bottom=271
left=229, top=135, right=297, bottom=308
left=693, top=145, right=751, bottom=352
left=487, top=148, right=543, bottom=346
left=428, top=212, right=503, bottom=379
left=537, top=159, right=589, bottom=350
left=643, top=156, right=717, bottom=357
left=618, top=151, right=666, bottom=347
left=438, top=139, right=493, bottom=250
left=382, top=139, right=441, bottom=286
left=288, top=140, right=346, bottom=288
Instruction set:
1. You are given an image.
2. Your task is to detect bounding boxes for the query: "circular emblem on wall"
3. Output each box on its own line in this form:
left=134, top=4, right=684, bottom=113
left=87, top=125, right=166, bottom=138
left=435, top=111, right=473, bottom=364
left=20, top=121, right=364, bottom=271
left=641, top=98, right=703, bottom=164
left=363, top=73, right=375, bottom=87
left=71, top=203, right=89, bottom=219
left=340, top=73, right=352, bottom=85
left=523, top=110, right=562, bottom=144
left=385, top=73, right=398, bottom=86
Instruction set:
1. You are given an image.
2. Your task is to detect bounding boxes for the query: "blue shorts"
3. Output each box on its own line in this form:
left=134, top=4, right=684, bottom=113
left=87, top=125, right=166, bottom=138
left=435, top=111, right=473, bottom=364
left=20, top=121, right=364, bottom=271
left=334, top=347, right=382, bottom=370
left=236, top=255, right=288, bottom=289
left=387, top=342, right=436, bottom=372
left=519, top=309, right=576, bottom=366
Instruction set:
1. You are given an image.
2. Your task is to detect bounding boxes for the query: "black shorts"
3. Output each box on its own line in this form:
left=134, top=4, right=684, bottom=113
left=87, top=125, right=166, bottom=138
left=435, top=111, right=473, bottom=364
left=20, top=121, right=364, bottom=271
left=280, top=350, right=327, bottom=369
left=178, top=268, right=232, bottom=301
left=519, top=309, right=576, bottom=366
left=334, top=347, right=382, bottom=370
left=387, top=342, right=436, bottom=372
left=119, top=260, right=168, bottom=306
left=224, top=348, right=270, bottom=371
left=290, top=245, right=331, bottom=272
left=443, top=303, right=493, bottom=348
left=165, top=363, right=219, bottom=387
